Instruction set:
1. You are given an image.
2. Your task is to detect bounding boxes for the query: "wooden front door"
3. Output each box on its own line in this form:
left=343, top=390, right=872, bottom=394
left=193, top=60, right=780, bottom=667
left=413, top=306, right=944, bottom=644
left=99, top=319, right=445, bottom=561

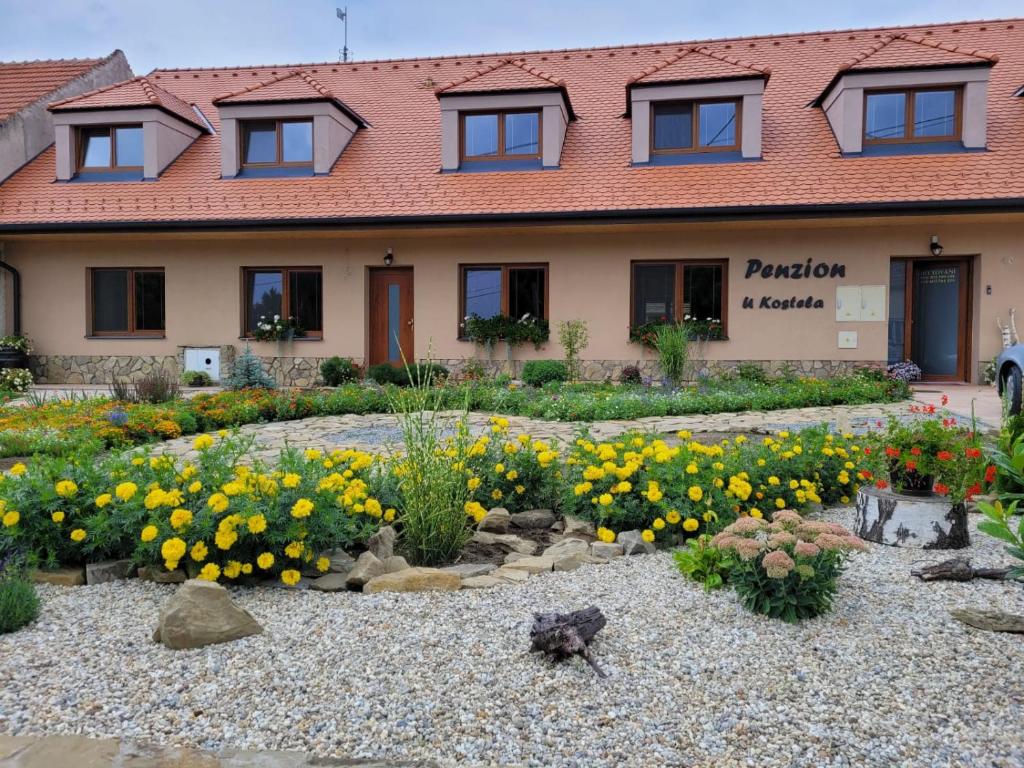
left=368, top=268, right=414, bottom=366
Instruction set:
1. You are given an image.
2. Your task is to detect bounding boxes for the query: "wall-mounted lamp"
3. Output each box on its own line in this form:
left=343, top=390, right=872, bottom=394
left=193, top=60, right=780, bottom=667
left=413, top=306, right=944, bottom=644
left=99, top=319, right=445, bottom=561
left=384, top=248, right=394, bottom=266
left=929, top=236, right=943, bottom=257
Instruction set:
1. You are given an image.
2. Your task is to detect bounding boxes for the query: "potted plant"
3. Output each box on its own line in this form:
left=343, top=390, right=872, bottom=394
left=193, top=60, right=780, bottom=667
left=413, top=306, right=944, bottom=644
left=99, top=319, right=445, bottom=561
left=252, top=315, right=305, bottom=342
left=881, top=416, right=975, bottom=497
left=0, top=335, right=31, bottom=370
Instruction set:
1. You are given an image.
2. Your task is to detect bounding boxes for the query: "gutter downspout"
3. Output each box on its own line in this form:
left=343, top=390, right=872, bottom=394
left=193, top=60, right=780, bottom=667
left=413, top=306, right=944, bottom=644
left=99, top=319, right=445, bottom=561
left=0, top=245, right=22, bottom=335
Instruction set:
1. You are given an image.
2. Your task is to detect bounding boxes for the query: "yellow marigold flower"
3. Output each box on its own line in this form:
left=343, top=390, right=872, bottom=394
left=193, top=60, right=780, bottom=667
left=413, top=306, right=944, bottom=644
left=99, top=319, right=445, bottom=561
left=281, top=569, right=301, bottom=586
left=491, top=489, right=503, bottom=501
left=193, top=434, right=215, bottom=451
left=131, top=458, right=145, bottom=466
left=55, top=480, right=78, bottom=498
left=494, top=463, right=505, bottom=474
left=506, top=470, right=518, bottom=481
left=208, top=493, right=229, bottom=514
left=198, top=563, right=220, bottom=581
left=257, top=552, right=275, bottom=570
left=666, top=510, right=681, bottom=525
left=840, top=495, right=850, bottom=504
left=515, top=484, right=525, bottom=494
left=365, top=498, right=383, bottom=518
left=51, top=510, right=65, bottom=523
left=242, top=513, right=265, bottom=534
left=641, top=529, right=655, bottom=543
left=9, top=462, right=26, bottom=476
left=115, top=482, right=138, bottom=501
left=686, top=463, right=699, bottom=475
left=768, top=476, right=780, bottom=486
left=467, top=477, right=481, bottom=491
left=652, top=517, right=665, bottom=530
left=775, top=497, right=786, bottom=510
left=169, top=508, right=193, bottom=530
left=683, top=518, right=699, bottom=532
left=598, top=493, right=613, bottom=507
left=241, top=563, right=253, bottom=575
left=284, top=541, right=304, bottom=558
left=316, top=556, right=330, bottom=573
left=144, top=489, right=166, bottom=510
left=140, top=525, right=158, bottom=542
left=304, top=449, right=322, bottom=461
left=750, top=508, right=764, bottom=519
left=291, top=498, right=314, bottom=519
left=677, top=430, right=692, bottom=440
left=190, top=541, right=208, bottom=561
left=214, top=529, right=237, bottom=550
left=95, top=493, right=112, bottom=508
left=688, top=486, right=703, bottom=502
left=2, top=510, right=19, bottom=527
left=70, top=528, right=86, bottom=542
left=223, top=561, right=242, bottom=579
left=161, top=537, right=187, bottom=563
left=282, top=473, right=301, bottom=489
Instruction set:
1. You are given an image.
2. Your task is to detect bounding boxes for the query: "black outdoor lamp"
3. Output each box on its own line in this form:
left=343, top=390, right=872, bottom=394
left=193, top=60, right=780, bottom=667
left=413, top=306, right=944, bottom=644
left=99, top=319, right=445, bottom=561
left=384, top=247, right=394, bottom=266
left=929, top=236, right=944, bottom=257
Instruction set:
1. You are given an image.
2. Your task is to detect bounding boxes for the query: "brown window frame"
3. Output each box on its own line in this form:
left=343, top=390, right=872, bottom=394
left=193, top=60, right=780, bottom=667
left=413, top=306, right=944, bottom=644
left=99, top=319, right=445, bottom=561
left=459, top=109, right=543, bottom=162
left=241, top=266, right=324, bottom=339
left=862, top=86, right=963, bottom=145
left=458, top=263, right=549, bottom=338
left=650, top=99, right=741, bottom=155
left=76, top=124, right=144, bottom=172
left=239, top=119, right=315, bottom=168
left=629, top=259, right=729, bottom=335
left=87, top=267, right=165, bottom=337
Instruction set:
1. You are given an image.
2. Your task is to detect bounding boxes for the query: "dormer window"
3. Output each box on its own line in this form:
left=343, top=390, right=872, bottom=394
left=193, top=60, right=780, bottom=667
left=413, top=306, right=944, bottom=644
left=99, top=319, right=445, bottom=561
left=864, top=88, right=959, bottom=144
left=461, top=110, right=541, bottom=162
left=241, top=119, right=314, bottom=167
left=652, top=100, right=739, bottom=154
left=79, top=125, right=144, bottom=171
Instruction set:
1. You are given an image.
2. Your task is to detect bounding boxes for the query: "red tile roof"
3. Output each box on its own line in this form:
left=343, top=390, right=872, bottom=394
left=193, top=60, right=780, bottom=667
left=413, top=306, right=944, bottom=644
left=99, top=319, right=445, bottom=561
left=212, top=69, right=367, bottom=126
left=49, top=76, right=207, bottom=131
left=627, top=46, right=770, bottom=86
left=2, top=18, right=1023, bottom=229
left=842, top=32, right=998, bottom=72
left=0, top=55, right=108, bottom=122
left=436, top=58, right=567, bottom=94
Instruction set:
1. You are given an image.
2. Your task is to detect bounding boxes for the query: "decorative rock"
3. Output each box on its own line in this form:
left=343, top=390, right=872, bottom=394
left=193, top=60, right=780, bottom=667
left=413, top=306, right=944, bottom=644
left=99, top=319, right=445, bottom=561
left=951, top=608, right=1024, bottom=633
left=441, top=563, right=496, bottom=578
left=153, top=579, right=263, bottom=650
left=502, top=556, right=556, bottom=575
left=561, top=515, right=597, bottom=541
left=552, top=552, right=593, bottom=572
left=490, top=567, right=530, bottom=584
left=85, top=560, right=134, bottom=585
left=470, top=531, right=538, bottom=555
left=591, top=542, right=625, bottom=560
left=478, top=507, right=511, bottom=533
left=346, top=551, right=385, bottom=588
left=504, top=552, right=528, bottom=564
left=855, top=486, right=969, bottom=549
left=542, top=538, right=590, bottom=560
left=321, top=548, right=356, bottom=574
left=618, top=530, right=656, bottom=556
left=309, top=573, right=350, bottom=592
left=460, top=575, right=505, bottom=589
left=383, top=555, right=410, bottom=573
left=510, top=509, right=556, bottom=529
left=366, top=526, right=397, bottom=561
left=137, top=566, right=186, bottom=584
left=363, top=567, right=461, bottom=594
left=30, top=567, right=85, bottom=587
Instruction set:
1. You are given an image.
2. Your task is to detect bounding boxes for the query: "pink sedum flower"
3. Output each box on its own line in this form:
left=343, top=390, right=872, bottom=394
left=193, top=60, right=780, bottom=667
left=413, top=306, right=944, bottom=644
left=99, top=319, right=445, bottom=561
left=794, top=540, right=820, bottom=558
left=762, top=549, right=796, bottom=578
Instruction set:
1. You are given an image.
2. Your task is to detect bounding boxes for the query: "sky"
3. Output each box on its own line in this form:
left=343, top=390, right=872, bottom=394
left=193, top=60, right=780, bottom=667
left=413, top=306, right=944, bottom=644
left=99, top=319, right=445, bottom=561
left=1, top=0, right=1022, bottom=73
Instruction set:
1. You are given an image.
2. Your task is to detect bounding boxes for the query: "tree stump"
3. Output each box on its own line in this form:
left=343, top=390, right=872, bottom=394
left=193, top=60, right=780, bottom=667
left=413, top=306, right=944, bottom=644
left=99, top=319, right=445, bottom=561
left=530, top=606, right=608, bottom=677
left=855, top=486, right=969, bottom=549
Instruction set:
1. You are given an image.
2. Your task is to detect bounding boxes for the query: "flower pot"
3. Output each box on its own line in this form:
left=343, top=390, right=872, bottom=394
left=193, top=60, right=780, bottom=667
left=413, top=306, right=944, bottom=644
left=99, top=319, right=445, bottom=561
left=0, top=347, right=28, bottom=370
left=887, top=463, right=935, bottom=497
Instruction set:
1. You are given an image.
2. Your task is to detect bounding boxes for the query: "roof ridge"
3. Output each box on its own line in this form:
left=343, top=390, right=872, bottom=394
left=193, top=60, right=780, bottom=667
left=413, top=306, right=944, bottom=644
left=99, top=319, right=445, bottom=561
left=434, top=57, right=565, bottom=95
left=838, top=30, right=999, bottom=72
left=0, top=55, right=105, bottom=67
left=144, top=17, right=1022, bottom=75
left=213, top=68, right=305, bottom=102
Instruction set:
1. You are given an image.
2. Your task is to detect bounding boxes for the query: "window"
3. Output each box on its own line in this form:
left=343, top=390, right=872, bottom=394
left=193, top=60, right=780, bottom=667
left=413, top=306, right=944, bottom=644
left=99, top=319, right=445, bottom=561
left=89, top=268, right=164, bottom=336
left=242, top=267, right=322, bottom=337
left=652, top=100, right=739, bottom=153
left=460, top=264, right=547, bottom=332
left=241, top=120, right=314, bottom=166
left=78, top=125, right=144, bottom=171
left=631, top=261, right=726, bottom=330
left=461, top=111, right=541, bottom=161
left=864, top=88, right=960, bottom=143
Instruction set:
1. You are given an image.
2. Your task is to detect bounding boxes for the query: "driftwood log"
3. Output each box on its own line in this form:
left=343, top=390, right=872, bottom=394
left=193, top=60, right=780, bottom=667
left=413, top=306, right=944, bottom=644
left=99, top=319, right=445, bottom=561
left=911, top=557, right=1012, bottom=582
left=530, top=606, right=608, bottom=677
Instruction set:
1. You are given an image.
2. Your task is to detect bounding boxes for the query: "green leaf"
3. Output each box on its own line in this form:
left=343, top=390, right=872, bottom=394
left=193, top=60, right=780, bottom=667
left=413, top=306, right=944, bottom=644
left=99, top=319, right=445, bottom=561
left=977, top=521, right=1018, bottom=544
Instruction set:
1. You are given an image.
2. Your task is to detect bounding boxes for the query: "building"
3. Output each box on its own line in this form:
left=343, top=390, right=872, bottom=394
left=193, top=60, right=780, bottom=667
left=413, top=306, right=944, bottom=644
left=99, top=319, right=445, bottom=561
left=0, top=21, right=1021, bottom=385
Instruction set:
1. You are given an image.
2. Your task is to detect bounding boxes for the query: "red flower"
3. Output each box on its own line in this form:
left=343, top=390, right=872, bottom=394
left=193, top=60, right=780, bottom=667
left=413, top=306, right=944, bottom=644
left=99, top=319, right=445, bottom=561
left=926, top=404, right=936, bottom=414
left=875, top=479, right=889, bottom=490
left=885, top=446, right=900, bottom=458
left=905, top=460, right=918, bottom=471
left=985, top=465, right=997, bottom=484
left=941, top=394, right=949, bottom=406
left=864, top=447, right=872, bottom=455
left=910, top=447, right=922, bottom=456
left=966, top=482, right=982, bottom=501
left=936, top=450, right=953, bottom=462
left=861, top=470, right=873, bottom=480
left=933, top=482, right=950, bottom=496
left=965, top=447, right=981, bottom=460
left=876, top=420, right=883, bottom=428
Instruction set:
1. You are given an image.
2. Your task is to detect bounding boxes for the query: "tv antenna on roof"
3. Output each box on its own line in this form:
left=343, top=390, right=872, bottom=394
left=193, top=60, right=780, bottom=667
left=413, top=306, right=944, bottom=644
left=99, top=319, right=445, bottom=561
left=337, top=7, right=352, bottom=63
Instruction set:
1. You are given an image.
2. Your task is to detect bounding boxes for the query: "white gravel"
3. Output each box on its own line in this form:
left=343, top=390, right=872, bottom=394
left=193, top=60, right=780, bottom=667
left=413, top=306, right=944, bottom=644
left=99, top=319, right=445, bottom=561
left=1, top=509, right=1023, bottom=768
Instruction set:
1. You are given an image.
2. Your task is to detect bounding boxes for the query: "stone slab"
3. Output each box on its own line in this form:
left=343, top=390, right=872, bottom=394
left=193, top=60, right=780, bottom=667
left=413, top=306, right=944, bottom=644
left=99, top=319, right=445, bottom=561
left=30, top=567, right=84, bottom=587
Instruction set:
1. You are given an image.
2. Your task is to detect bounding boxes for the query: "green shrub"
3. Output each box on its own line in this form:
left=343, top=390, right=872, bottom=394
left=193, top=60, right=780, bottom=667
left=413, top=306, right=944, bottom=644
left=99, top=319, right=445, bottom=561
left=734, top=361, right=770, bottom=383
left=320, top=357, right=360, bottom=386
left=0, top=566, right=40, bottom=635
left=521, top=360, right=568, bottom=387
left=620, top=365, right=642, bottom=385
left=368, top=363, right=448, bottom=387
left=673, top=534, right=733, bottom=591
left=225, top=346, right=275, bottom=390
left=181, top=370, right=214, bottom=387
left=557, top=319, right=589, bottom=382
left=653, top=324, right=690, bottom=387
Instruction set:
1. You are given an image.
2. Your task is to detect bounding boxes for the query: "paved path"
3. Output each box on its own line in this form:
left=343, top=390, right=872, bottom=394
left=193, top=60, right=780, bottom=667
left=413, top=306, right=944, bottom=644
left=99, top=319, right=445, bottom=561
left=911, top=382, right=1001, bottom=428
left=151, top=401, right=913, bottom=463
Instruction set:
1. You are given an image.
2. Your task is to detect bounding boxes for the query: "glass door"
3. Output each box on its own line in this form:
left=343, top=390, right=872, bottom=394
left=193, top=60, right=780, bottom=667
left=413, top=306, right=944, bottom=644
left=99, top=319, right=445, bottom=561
left=910, top=261, right=965, bottom=380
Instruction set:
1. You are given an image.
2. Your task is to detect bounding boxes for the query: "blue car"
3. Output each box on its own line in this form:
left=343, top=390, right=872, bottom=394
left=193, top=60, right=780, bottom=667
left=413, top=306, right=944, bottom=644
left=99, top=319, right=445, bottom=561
left=996, top=345, right=1024, bottom=415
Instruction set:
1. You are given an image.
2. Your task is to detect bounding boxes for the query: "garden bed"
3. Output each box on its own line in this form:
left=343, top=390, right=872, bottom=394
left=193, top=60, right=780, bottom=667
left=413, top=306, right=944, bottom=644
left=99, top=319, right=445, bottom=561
left=1, top=510, right=1020, bottom=768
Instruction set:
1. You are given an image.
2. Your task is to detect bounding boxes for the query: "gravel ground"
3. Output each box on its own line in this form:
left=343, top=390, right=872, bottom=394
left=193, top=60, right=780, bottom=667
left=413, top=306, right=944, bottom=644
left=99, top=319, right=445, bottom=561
left=2, top=509, right=1022, bottom=768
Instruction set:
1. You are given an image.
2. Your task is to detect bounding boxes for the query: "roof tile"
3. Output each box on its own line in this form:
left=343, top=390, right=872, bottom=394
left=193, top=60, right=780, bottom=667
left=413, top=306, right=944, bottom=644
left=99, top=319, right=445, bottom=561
left=0, top=56, right=106, bottom=122
left=628, top=46, right=770, bottom=85
left=48, top=76, right=207, bottom=130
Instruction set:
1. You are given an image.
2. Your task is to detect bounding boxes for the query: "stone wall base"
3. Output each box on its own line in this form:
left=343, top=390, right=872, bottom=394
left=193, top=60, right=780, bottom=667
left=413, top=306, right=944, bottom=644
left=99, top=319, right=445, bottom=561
left=28, top=353, right=877, bottom=386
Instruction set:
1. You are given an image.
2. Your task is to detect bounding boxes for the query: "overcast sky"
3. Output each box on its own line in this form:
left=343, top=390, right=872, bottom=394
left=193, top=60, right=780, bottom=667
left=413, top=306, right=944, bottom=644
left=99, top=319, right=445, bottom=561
left=1, top=0, right=1021, bottom=73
